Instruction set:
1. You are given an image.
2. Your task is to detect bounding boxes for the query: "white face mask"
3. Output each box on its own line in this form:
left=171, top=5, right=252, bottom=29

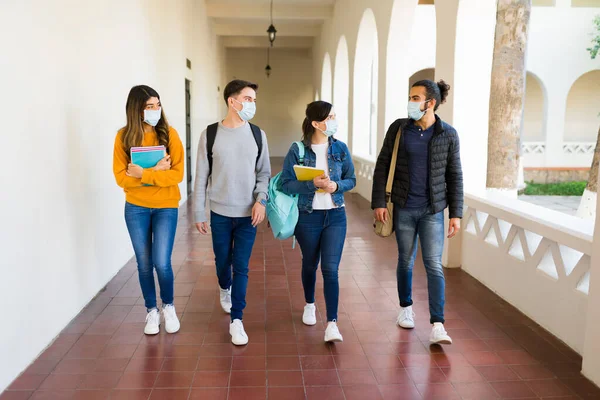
left=144, top=108, right=162, bottom=126
left=407, top=100, right=430, bottom=121
left=233, top=99, right=256, bottom=121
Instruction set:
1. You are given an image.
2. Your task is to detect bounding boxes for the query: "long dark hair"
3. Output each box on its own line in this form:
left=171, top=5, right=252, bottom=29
left=302, top=101, right=333, bottom=145
left=411, top=79, right=451, bottom=111
left=121, top=85, right=170, bottom=157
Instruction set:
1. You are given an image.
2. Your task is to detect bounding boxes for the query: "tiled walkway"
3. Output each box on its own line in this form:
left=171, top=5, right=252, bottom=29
left=519, top=196, right=581, bottom=216
left=3, top=194, right=600, bottom=400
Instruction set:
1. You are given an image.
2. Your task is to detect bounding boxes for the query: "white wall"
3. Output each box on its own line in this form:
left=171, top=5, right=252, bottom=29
left=225, top=48, right=314, bottom=158
left=526, top=4, right=600, bottom=166
left=0, top=0, right=223, bottom=393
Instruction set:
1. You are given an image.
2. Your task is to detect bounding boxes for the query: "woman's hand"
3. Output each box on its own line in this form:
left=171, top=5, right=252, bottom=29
left=126, top=163, right=144, bottom=178
left=323, top=181, right=337, bottom=194
left=313, top=174, right=330, bottom=188
left=153, top=155, right=171, bottom=171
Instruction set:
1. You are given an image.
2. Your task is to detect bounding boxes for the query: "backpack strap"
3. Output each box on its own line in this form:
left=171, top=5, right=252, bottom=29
left=207, top=122, right=263, bottom=176
left=206, top=123, right=219, bottom=176
left=249, top=123, right=263, bottom=167
left=294, top=141, right=305, bottom=165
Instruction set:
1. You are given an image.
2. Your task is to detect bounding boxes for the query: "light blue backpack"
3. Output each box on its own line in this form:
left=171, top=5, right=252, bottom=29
left=267, top=141, right=305, bottom=246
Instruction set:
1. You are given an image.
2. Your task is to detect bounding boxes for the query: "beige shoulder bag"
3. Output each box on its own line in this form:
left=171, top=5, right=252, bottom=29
left=374, top=127, right=402, bottom=238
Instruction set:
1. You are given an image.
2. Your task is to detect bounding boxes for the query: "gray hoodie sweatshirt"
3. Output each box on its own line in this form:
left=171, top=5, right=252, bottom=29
left=193, top=122, right=271, bottom=223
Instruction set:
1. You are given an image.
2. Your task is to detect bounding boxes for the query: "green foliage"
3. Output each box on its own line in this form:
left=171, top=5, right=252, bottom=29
left=588, top=15, right=600, bottom=60
left=524, top=181, right=587, bottom=196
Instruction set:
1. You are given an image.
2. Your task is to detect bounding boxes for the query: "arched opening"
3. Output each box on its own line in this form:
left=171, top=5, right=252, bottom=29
left=522, top=72, right=547, bottom=142
left=386, top=0, right=434, bottom=127
left=353, top=9, right=379, bottom=161
left=409, top=68, right=435, bottom=88
left=321, top=53, right=332, bottom=103
left=565, top=70, right=600, bottom=142
left=333, top=36, right=350, bottom=145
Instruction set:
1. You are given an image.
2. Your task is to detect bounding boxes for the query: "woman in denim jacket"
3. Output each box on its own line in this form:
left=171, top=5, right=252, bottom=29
left=280, top=101, right=356, bottom=342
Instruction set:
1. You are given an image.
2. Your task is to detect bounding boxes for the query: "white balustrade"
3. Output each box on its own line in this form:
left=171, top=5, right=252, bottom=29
left=462, top=191, right=593, bottom=353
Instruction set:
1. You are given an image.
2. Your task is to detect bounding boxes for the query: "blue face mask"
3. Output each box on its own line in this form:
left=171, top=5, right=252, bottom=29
left=144, top=108, right=161, bottom=126
left=234, top=99, right=256, bottom=121
left=321, top=119, right=338, bottom=137
left=407, top=100, right=430, bottom=121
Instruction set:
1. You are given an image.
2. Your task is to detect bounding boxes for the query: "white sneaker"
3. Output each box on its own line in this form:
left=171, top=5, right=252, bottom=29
left=220, top=287, right=232, bottom=314
left=230, top=319, right=249, bottom=346
left=324, top=321, right=343, bottom=343
left=144, top=309, right=160, bottom=335
left=302, top=304, right=317, bottom=326
left=396, top=306, right=415, bottom=329
left=163, top=304, right=180, bottom=334
left=430, top=322, right=452, bottom=345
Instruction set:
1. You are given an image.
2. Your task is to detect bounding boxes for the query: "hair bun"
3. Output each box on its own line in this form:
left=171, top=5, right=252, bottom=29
left=437, top=80, right=451, bottom=104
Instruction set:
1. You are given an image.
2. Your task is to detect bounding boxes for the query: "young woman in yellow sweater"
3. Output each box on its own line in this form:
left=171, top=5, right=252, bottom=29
left=113, top=85, right=184, bottom=335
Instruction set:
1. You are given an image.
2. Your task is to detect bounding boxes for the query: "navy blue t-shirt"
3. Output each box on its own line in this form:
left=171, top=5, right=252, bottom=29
left=404, top=121, right=435, bottom=208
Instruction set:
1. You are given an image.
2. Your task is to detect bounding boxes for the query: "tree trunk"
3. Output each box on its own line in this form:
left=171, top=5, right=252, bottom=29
left=576, top=125, right=600, bottom=219
left=486, top=0, right=532, bottom=196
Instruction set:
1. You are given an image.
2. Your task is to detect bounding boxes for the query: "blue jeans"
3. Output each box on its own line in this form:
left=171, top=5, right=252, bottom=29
left=210, top=212, right=257, bottom=321
left=124, top=202, right=178, bottom=311
left=394, top=206, right=445, bottom=324
left=294, top=208, right=347, bottom=322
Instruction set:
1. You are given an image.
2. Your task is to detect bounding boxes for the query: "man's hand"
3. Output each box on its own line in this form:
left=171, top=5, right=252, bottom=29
left=126, top=163, right=144, bottom=178
left=448, top=218, right=461, bottom=239
left=251, top=201, right=266, bottom=227
left=374, top=208, right=389, bottom=223
left=195, top=222, right=209, bottom=235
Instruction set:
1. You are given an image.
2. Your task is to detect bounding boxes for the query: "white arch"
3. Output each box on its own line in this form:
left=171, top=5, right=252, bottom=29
left=523, top=71, right=548, bottom=142
left=386, top=0, right=420, bottom=127
left=565, top=70, right=600, bottom=142
left=353, top=9, right=379, bottom=161
left=321, top=53, right=333, bottom=103
left=333, top=36, right=350, bottom=144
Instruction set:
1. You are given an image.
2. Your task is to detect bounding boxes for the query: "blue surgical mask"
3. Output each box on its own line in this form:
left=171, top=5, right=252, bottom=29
left=234, top=99, right=256, bottom=121
left=144, top=108, right=161, bottom=127
left=321, top=119, right=338, bottom=137
left=407, top=100, right=430, bottom=121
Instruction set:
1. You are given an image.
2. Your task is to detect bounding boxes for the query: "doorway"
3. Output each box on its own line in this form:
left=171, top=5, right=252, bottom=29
left=185, top=79, right=192, bottom=197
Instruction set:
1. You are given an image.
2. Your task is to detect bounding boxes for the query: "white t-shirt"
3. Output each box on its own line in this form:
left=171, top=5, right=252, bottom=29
left=311, top=143, right=336, bottom=210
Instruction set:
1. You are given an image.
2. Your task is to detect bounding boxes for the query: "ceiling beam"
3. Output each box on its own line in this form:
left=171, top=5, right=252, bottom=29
left=214, top=22, right=321, bottom=37
left=222, top=36, right=314, bottom=49
left=207, top=3, right=333, bottom=22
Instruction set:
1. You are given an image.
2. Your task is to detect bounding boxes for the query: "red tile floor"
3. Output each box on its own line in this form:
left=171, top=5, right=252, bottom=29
left=3, top=193, right=600, bottom=400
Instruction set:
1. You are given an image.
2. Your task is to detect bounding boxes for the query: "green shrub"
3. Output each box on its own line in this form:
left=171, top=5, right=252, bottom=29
left=523, top=181, right=587, bottom=196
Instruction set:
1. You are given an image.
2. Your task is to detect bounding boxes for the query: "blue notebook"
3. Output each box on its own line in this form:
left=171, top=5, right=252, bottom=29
left=130, top=146, right=166, bottom=168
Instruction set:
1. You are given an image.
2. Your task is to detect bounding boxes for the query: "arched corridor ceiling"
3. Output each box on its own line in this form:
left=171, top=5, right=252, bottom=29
left=206, top=0, right=335, bottom=49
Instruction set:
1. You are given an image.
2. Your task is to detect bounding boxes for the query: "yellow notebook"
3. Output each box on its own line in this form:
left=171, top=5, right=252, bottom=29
left=294, top=165, right=327, bottom=193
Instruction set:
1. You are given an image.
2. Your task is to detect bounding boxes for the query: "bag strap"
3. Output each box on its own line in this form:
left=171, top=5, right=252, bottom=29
left=249, top=123, right=263, bottom=166
left=386, top=127, right=402, bottom=199
left=206, top=123, right=219, bottom=176
left=295, top=141, right=305, bottom=165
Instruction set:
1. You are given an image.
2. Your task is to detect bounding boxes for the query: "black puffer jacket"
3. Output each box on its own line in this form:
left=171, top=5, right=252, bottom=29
left=371, top=116, right=464, bottom=219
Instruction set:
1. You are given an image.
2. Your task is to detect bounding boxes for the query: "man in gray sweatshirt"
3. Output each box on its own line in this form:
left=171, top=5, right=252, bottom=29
left=193, top=80, right=271, bottom=346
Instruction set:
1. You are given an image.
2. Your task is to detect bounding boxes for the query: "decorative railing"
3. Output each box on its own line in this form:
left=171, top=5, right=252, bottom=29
left=462, top=192, right=593, bottom=353
left=352, top=155, right=376, bottom=202
left=563, top=142, right=596, bottom=155
left=522, top=142, right=546, bottom=155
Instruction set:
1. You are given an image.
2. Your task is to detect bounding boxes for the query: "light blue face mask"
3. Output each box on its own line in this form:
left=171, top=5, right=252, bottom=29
left=407, top=100, right=430, bottom=121
left=234, top=99, right=256, bottom=121
left=144, top=108, right=162, bottom=127
left=321, top=119, right=338, bottom=137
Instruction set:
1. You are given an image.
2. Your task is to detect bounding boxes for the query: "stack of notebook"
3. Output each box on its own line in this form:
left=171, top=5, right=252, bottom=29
left=130, top=145, right=166, bottom=168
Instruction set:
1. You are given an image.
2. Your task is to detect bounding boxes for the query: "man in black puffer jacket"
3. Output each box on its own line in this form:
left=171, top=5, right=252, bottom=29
left=372, top=79, right=463, bottom=346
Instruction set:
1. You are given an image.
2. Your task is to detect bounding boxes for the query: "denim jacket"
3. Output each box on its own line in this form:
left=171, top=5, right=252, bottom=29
left=280, top=137, right=356, bottom=213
